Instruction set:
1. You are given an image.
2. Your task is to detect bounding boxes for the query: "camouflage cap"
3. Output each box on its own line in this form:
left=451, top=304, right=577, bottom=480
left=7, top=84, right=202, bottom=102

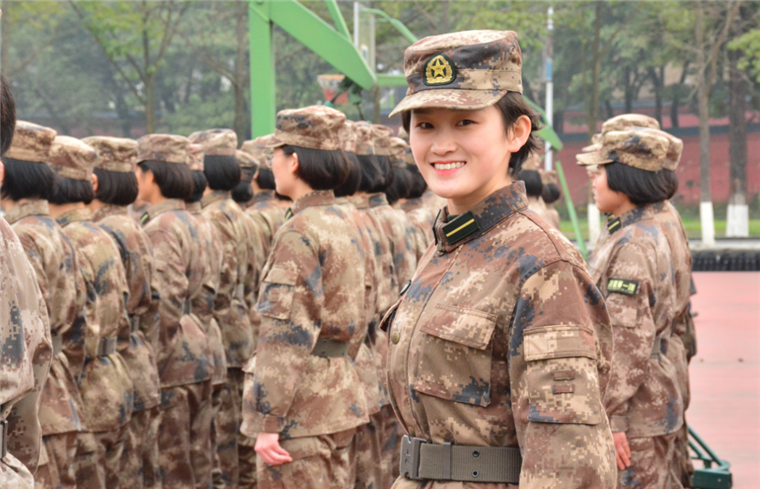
left=581, top=133, right=602, bottom=154
left=241, top=135, right=272, bottom=168
left=576, top=129, right=669, bottom=172
left=601, top=113, right=659, bottom=135
left=83, top=136, right=138, bottom=173
left=49, top=136, right=98, bottom=181
left=404, top=147, right=415, bottom=166
left=341, top=120, right=357, bottom=154
left=187, top=143, right=204, bottom=172
left=397, top=126, right=409, bottom=142
left=521, top=150, right=542, bottom=171
left=390, top=137, right=409, bottom=167
left=372, top=125, right=393, bottom=157
left=236, top=149, right=258, bottom=170
left=137, top=134, right=189, bottom=165
left=539, top=169, right=558, bottom=185
left=268, top=105, right=346, bottom=151
left=4, top=121, right=57, bottom=162
left=638, top=128, right=683, bottom=171
left=188, top=128, right=238, bottom=156
left=354, top=121, right=374, bottom=156
left=389, top=30, right=522, bottom=117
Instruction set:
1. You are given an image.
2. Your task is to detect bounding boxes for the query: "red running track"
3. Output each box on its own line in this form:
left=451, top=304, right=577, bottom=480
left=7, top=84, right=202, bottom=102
left=688, top=272, right=760, bottom=488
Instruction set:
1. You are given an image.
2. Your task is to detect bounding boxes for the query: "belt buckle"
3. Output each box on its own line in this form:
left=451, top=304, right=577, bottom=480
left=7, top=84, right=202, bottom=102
left=1, top=419, right=7, bottom=459
left=400, top=435, right=426, bottom=480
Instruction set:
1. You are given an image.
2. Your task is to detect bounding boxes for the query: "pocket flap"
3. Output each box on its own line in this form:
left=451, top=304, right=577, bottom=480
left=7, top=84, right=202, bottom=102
left=264, top=265, right=298, bottom=286
left=524, top=325, right=596, bottom=361
left=420, top=305, right=498, bottom=350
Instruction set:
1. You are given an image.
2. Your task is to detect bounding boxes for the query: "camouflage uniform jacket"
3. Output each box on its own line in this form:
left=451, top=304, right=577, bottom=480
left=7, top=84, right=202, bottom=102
left=335, top=197, right=382, bottom=416
left=588, top=205, right=683, bottom=437
left=141, top=199, right=212, bottom=388
left=247, top=190, right=286, bottom=259
left=652, top=201, right=693, bottom=409
left=396, top=207, right=428, bottom=262
left=6, top=200, right=86, bottom=435
left=368, top=193, right=418, bottom=291
left=56, top=208, right=134, bottom=432
left=94, top=205, right=162, bottom=412
left=201, top=191, right=252, bottom=368
left=241, top=190, right=369, bottom=439
left=401, top=197, right=436, bottom=250
left=383, top=183, right=616, bottom=489
left=239, top=209, right=266, bottom=354
left=1, top=216, right=52, bottom=484
left=187, top=201, right=227, bottom=385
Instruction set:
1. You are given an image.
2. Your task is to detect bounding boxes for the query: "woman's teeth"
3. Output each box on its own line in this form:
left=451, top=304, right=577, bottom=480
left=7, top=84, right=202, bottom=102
left=432, top=162, right=465, bottom=170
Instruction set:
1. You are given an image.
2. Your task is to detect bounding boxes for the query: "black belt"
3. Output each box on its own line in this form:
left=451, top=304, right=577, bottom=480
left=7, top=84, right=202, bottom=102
left=310, top=338, right=349, bottom=358
left=1, top=419, right=7, bottom=459
left=400, top=435, right=522, bottom=484
left=129, top=316, right=141, bottom=333
left=97, top=337, right=117, bottom=357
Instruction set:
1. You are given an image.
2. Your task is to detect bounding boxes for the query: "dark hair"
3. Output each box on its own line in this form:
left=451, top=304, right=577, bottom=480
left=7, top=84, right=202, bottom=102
left=0, top=158, right=55, bottom=201
left=605, top=163, right=679, bottom=206
left=385, top=167, right=411, bottom=205
left=187, top=170, right=207, bottom=204
left=49, top=175, right=94, bottom=205
left=401, top=92, right=541, bottom=177
left=255, top=167, right=276, bottom=190
left=138, top=160, right=193, bottom=200
left=542, top=183, right=562, bottom=205
left=231, top=167, right=255, bottom=204
left=358, top=155, right=382, bottom=193
left=517, top=170, right=543, bottom=198
left=1, top=75, right=16, bottom=156
left=281, top=145, right=350, bottom=191
left=334, top=152, right=362, bottom=198
left=93, top=168, right=138, bottom=206
left=204, top=155, right=241, bottom=191
left=375, top=155, right=394, bottom=192
left=406, top=164, right=427, bottom=199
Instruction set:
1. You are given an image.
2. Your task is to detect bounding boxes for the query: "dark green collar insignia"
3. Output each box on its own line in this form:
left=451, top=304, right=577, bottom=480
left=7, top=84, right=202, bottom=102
left=607, top=216, right=621, bottom=234
left=284, top=208, right=293, bottom=220
left=607, top=278, right=639, bottom=296
left=441, top=211, right=479, bottom=246
left=140, top=211, right=150, bottom=226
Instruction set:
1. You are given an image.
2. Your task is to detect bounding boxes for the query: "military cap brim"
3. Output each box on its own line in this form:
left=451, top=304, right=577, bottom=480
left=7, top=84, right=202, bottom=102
left=576, top=150, right=613, bottom=167
left=389, top=88, right=506, bottom=118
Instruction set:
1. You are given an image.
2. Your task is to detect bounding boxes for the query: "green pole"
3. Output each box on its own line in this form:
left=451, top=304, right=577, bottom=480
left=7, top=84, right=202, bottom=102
left=555, top=160, right=587, bottom=257
left=324, top=0, right=351, bottom=40
left=250, top=1, right=276, bottom=137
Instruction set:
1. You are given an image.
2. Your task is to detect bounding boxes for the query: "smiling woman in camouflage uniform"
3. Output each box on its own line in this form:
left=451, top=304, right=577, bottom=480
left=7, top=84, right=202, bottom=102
left=579, top=128, right=684, bottom=489
left=383, top=30, right=617, bottom=488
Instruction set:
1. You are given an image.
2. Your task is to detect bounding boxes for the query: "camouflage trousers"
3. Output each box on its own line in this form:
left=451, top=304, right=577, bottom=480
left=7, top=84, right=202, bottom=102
left=350, top=418, right=382, bottom=489
left=74, top=425, right=130, bottom=489
left=618, top=433, right=683, bottom=489
left=377, top=405, right=400, bottom=489
left=672, top=422, right=694, bottom=489
left=121, top=406, right=163, bottom=489
left=213, top=368, right=244, bottom=488
left=257, top=428, right=356, bottom=489
left=34, top=432, right=78, bottom=489
left=238, top=435, right=257, bottom=489
left=158, top=381, right=213, bottom=489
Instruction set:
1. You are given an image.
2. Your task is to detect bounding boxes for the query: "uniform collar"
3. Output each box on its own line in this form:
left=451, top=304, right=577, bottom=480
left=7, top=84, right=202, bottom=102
left=3, top=199, right=49, bottom=225
left=349, top=195, right=370, bottom=210
left=185, top=201, right=202, bottom=214
left=92, top=204, right=127, bottom=222
left=142, top=198, right=185, bottom=226
left=401, top=197, right=425, bottom=213
left=201, top=190, right=228, bottom=209
left=433, top=181, right=528, bottom=253
left=367, top=193, right=389, bottom=208
left=607, top=205, right=654, bottom=235
left=291, top=190, right=335, bottom=216
left=334, top=196, right=350, bottom=206
left=56, top=207, right=93, bottom=227
left=253, top=190, right=275, bottom=203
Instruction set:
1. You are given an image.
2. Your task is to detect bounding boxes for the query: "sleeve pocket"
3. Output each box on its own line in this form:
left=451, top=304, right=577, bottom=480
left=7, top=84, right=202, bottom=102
left=524, top=325, right=603, bottom=425
left=257, top=265, right=298, bottom=320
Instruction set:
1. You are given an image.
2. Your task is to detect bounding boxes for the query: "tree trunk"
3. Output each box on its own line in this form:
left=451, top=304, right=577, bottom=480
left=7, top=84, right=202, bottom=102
left=1, top=0, right=9, bottom=73
left=145, top=76, right=156, bottom=134
left=587, top=1, right=602, bottom=140
left=624, top=66, right=634, bottom=114
left=649, top=66, right=664, bottom=126
left=727, top=36, right=749, bottom=236
left=233, top=5, right=248, bottom=143
left=695, top=3, right=715, bottom=245
left=670, top=61, right=689, bottom=129
left=604, top=99, right=614, bottom=120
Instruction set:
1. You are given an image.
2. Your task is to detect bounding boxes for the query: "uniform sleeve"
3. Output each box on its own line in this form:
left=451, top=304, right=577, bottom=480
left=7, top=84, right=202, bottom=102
left=146, top=227, right=188, bottom=347
left=249, top=229, right=323, bottom=433
left=64, top=246, right=88, bottom=380
left=602, top=242, right=657, bottom=432
left=511, top=260, right=616, bottom=489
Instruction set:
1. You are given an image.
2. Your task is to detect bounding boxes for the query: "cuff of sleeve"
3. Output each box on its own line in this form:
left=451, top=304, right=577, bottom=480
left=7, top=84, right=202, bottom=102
left=249, top=412, right=286, bottom=434
left=610, top=415, right=629, bottom=432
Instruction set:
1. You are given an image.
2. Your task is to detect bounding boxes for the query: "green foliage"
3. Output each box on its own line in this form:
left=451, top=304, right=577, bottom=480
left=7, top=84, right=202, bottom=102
left=730, top=29, right=760, bottom=82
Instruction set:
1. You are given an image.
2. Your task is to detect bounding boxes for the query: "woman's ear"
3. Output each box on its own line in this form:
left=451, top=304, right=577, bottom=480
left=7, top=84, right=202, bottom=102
left=91, top=172, right=99, bottom=193
left=289, top=152, right=300, bottom=175
left=506, top=114, right=532, bottom=153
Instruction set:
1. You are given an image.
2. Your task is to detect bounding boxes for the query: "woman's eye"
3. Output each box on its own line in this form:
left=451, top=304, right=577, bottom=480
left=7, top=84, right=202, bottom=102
left=456, top=119, right=474, bottom=126
left=416, top=122, right=433, bottom=130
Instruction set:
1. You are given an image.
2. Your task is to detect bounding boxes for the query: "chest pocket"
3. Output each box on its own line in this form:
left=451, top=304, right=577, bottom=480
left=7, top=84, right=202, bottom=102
left=412, top=304, right=497, bottom=407
left=257, top=266, right=298, bottom=320
left=524, top=325, right=602, bottom=425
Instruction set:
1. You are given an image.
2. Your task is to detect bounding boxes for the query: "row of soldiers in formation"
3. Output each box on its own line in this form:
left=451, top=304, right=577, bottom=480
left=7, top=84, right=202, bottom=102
left=1, top=28, right=697, bottom=489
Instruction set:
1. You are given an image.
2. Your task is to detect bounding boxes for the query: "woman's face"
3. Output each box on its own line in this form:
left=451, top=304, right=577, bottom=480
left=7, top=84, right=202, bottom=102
left=409, top=105, right=530, bottom=212
left=271, top=148, right=297, bottom=200
left=135, top=166, right=154, bottom=203
left=592, top=165, right=628, bottom=214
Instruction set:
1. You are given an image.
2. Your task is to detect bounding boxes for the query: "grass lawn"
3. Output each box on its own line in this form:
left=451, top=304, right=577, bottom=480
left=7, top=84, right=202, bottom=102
left=560, top=218, right=760, bottom=241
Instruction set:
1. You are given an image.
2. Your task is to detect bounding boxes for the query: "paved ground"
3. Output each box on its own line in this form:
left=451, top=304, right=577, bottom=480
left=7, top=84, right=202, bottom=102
left=688, top=272, right=760, bottom=488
